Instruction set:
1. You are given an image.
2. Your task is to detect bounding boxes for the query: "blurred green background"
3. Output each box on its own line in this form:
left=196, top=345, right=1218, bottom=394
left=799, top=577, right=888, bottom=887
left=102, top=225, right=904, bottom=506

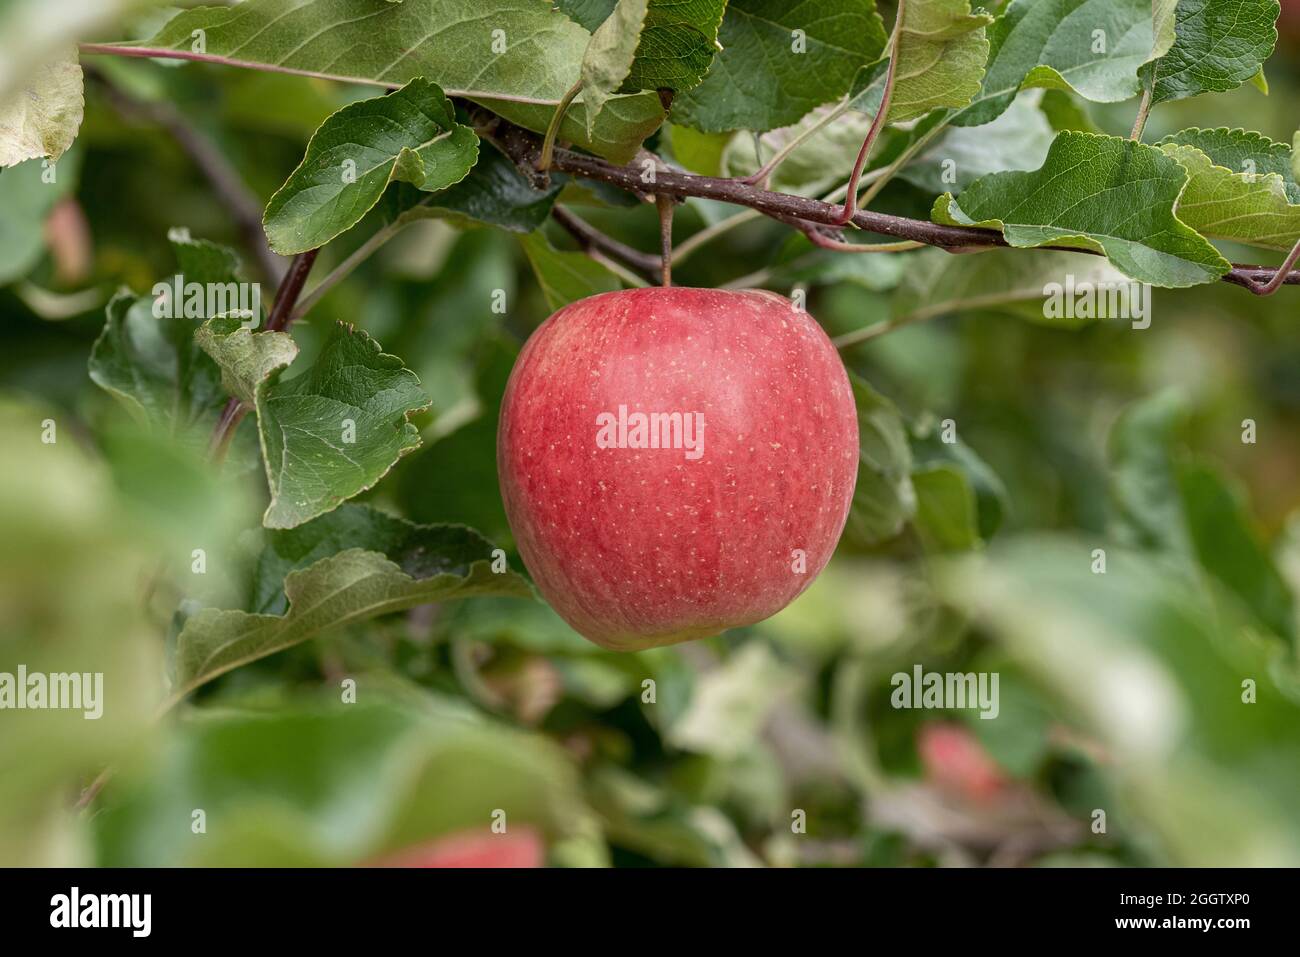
left=2, top=5, right=1300, bottom=868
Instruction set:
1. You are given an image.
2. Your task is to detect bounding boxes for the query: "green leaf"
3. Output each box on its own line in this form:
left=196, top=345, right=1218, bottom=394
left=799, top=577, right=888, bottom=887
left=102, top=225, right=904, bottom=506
left=1037, top=87, right=1098, bottom=133
left=665, top=643, right=800, bottom=757
left=169, top=229, right=246, bottom=287
left=725, top=101, right=876, bottom=194
left=168, top=505, right=531, bottom=704
left=1108, top=389, right=1190, bottom=555
left=1249, top=66, right=1269, bottom=95
left=1151, top=0, right=1178, bottom=61
left=263, top=78, right=478, bottom=255
left=255, top=322, right=430, bottom=529
left=88, top=233, right=249, bottom=438
left=1108, top=390, right=1295, bottom=643
left=557, top=0, right=619, bottom=32
left=844, top=372, right=916, bottom=547
left=89, top=231, right=261, bottom=436
left=519, top=230, right=622, bottom=311
left=1160, top=128, right=1300, bottom=204
left=246, top=503, right=521, bottom=615
left=582, top=0, right=651, bottom=135
left=890, top=246, right=1132, bottom=329
left=669, top=122, right=734, bottom=176
left=95, top=697, right=597, bottom=866
left=911, top=464, right=980, bottom=551
left=881, top=0, right=993, bottom=122
left=933, top=131, right=1231, bottom=288
left=1158, top=128, right=1300, bottom=251
left=897, top=92, right=1054, bottom=195
left=195, top=317, right=298, bottom=407
left=0, top=47, right=82, bottom=167
left=0, top=398, right=165, bottom=864
left=952, top=0, right=1159, bottom=128
left=1177, top=464, right=1296, bottom=644
left=1140, top=0, right=1280, bottom=105
left=621, top=0, right=729, bottom=95
left=910, top=416, right=1008, bottom=543
left=766, top=238, right=907, bottom=290
left=129, top=0, right=665, bottom=163
left=671, top=0, right=888, bottom=133
left=381, top=141, right=566, bottom=234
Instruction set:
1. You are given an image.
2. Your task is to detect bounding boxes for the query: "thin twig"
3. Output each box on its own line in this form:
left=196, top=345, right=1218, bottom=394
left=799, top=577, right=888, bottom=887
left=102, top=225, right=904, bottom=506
left=672, top=209, right=762, bottom=264
left=265, top=249, right=321, bottom=332
left=208, top=397, right=246, bottom=463
left=740, top=99, right=853, bottom=188
left=208, top=249, right=320, bottom=464
left=75, top=767, right=114, bottom=813
left=834, top=0, right=904, bottom=225
left=85, top=64, right=286, bottom=286
left=792, top=219, right=923, bottom=254
left=855, top=116, right=947, bottom=210
left=1233, top=239, right=1300, bottom=296
left=588, top=250, right=651, bottom=287
left=551, top=206, right=661, bottom=279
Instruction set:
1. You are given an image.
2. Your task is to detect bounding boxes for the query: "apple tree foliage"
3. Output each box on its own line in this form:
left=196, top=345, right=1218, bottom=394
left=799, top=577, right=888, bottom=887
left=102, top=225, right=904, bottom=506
left=3, top=0, right=1300, bottom=866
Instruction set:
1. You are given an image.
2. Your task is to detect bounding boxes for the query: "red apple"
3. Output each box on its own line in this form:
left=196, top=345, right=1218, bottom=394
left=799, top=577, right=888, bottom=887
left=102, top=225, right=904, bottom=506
left=917, top=722, right=1007, bottom=803
left=497, top=287, right=858, bottom=650
left=367, top=827, right=544, bottom=868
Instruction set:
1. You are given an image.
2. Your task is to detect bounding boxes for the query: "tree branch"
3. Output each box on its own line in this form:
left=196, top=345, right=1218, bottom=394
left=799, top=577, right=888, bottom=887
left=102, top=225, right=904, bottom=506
left=524, top=143, right=1300, bottom=291
left=1230, top=239, right=1300, bottom=296
left=81, top=44, right=1300, bottom=294
left=543, top=144, right=999, bottom=248
left=86, top=65, right=287, bottom=287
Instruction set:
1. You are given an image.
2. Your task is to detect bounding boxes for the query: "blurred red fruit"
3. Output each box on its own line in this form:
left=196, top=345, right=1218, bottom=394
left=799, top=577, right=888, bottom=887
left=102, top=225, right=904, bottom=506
left=367, top=827, right=544, bottom=868
left=918, top=722, right=1007, bottom=803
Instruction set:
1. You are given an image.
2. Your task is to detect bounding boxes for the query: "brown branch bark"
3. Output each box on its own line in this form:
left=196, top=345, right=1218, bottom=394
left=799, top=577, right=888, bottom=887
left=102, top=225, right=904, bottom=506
left=484, top=125, right=1300, bottom=291
left=1229, top=238, right=1300, bottom=295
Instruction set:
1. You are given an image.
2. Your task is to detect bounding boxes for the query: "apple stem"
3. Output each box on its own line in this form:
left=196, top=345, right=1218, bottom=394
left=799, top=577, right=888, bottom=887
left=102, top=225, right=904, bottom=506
left=833, top=0, right=904, bottom=226
left=537, top=80, right=583, bottom=173
left=657, top=195, right=675, bottom=287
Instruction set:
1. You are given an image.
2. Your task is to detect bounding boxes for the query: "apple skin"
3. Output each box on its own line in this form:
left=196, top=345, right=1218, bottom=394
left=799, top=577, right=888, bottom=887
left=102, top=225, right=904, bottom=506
left=497, top=287, right=858, bottom=651
left=366, top=827, right=543, bottom=868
